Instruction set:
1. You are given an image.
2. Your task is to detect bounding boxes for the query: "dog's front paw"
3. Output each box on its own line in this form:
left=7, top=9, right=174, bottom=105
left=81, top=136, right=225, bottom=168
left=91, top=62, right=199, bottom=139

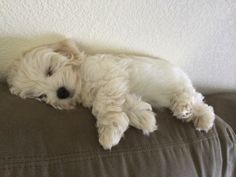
left=192, top=105, right=215, bottom=132
left=129, top=110, right=158, bottom=135
left=124, top=95, right=157, bottom=135
left=96, top=112, right=129, bottom=150
left=98, top=126, right=124, bottom=150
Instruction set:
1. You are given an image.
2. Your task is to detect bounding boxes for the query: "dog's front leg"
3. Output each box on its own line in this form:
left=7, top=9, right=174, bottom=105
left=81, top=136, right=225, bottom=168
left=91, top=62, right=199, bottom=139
left=92, top=79, right=130, bottom=150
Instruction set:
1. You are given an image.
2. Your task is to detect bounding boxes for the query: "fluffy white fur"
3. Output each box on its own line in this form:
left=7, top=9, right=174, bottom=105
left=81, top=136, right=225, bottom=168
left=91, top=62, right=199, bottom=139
left=7, top=39, right=215, bottom=150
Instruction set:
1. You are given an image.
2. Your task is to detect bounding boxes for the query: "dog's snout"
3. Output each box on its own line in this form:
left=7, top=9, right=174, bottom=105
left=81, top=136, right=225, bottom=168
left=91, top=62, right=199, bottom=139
left=57, top=87, right=70, bottom=99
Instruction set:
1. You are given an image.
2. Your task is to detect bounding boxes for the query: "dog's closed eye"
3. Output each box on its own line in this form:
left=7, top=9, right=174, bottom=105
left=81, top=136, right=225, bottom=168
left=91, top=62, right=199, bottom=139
left=46, top=67, right=53, bottom=77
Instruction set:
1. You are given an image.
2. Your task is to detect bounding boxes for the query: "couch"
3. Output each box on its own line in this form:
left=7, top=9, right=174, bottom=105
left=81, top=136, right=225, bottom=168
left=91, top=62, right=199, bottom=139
left=0, top=83, right=235, bottom=177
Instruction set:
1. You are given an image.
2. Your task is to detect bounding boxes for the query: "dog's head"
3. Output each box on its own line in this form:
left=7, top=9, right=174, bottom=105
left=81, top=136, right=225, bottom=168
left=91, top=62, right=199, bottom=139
left=7, top=39, right=84, bottom=110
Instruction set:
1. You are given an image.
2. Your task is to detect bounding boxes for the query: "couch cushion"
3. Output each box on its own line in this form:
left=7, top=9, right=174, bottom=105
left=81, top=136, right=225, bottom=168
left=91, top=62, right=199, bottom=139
left=206, top=93, right=236, bottom=132
left=0, top=84, right=235, bottom=177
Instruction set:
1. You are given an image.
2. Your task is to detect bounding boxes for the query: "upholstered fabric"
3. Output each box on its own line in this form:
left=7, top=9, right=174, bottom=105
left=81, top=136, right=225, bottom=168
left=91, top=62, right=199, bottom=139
left=0, top=84, right=235, bottom=177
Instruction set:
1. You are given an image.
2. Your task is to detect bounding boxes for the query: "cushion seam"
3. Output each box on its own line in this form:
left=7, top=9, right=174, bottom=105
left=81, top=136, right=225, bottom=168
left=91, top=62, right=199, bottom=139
left=1, top=134, right=219, bottom=169
left=1, top=133, right=217, bottom=160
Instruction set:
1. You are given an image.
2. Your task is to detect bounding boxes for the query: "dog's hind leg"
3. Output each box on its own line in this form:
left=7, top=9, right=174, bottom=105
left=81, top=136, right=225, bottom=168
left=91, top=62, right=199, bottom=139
left=123, top=94, right=157, bottom=135
left=170, top=90, right=215, bottom=132
left=189, top=93, right=215, bottom=132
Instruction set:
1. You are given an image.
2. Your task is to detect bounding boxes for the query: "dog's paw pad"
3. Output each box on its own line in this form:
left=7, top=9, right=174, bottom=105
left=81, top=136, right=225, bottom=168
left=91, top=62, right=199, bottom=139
left=173, top=103, right=193, bottom=119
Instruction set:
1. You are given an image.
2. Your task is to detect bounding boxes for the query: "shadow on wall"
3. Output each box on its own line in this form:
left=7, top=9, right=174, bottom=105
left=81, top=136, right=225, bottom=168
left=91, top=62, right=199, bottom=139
left=0, top=33, right=66, bottom=82
left=0, top=34, right=233, bottom=94
left=0, top=33, right=158, bottom=83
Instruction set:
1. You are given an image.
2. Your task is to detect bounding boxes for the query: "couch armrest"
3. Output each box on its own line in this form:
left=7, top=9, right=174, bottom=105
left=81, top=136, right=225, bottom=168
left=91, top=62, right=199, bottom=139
left=206, top=93, right=236, bottom=132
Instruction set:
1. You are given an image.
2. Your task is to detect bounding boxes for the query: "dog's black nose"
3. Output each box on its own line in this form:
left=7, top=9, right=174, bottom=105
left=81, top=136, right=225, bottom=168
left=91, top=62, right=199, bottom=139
left=57, top=87, right=70, bottom=99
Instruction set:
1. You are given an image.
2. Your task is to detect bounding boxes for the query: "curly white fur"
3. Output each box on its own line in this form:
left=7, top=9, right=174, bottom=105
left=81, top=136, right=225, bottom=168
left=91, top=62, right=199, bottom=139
left=7, top=39, right=215, bottom=150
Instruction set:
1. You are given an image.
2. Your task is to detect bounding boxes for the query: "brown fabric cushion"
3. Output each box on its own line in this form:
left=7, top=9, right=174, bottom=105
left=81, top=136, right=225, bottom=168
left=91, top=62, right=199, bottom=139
left=0, top=83, right=235, bottom=177
left=206, top=93, right=236, bottom=132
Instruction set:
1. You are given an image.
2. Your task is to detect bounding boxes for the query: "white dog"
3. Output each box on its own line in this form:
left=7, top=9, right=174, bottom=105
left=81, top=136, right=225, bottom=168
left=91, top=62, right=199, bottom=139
left=7, top=39, right=215, bottom=149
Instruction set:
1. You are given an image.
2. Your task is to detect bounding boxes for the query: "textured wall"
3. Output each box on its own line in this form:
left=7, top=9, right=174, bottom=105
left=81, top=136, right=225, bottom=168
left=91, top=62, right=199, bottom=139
left=0, top=0, right=235, bottom=93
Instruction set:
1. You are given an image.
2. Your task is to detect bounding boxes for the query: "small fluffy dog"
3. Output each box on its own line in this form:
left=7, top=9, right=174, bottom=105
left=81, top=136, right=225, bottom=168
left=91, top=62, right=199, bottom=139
left=7, top=39, right=215, bottom=149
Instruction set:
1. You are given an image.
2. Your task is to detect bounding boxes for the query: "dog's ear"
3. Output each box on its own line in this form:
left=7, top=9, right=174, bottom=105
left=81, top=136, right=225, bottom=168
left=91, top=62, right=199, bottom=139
left=48, top=39, right=81, bottom=59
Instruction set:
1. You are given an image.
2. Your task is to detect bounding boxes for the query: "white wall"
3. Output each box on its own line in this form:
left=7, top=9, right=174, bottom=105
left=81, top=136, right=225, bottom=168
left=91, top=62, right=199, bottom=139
left=0, top=0, right=235, bottom=93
